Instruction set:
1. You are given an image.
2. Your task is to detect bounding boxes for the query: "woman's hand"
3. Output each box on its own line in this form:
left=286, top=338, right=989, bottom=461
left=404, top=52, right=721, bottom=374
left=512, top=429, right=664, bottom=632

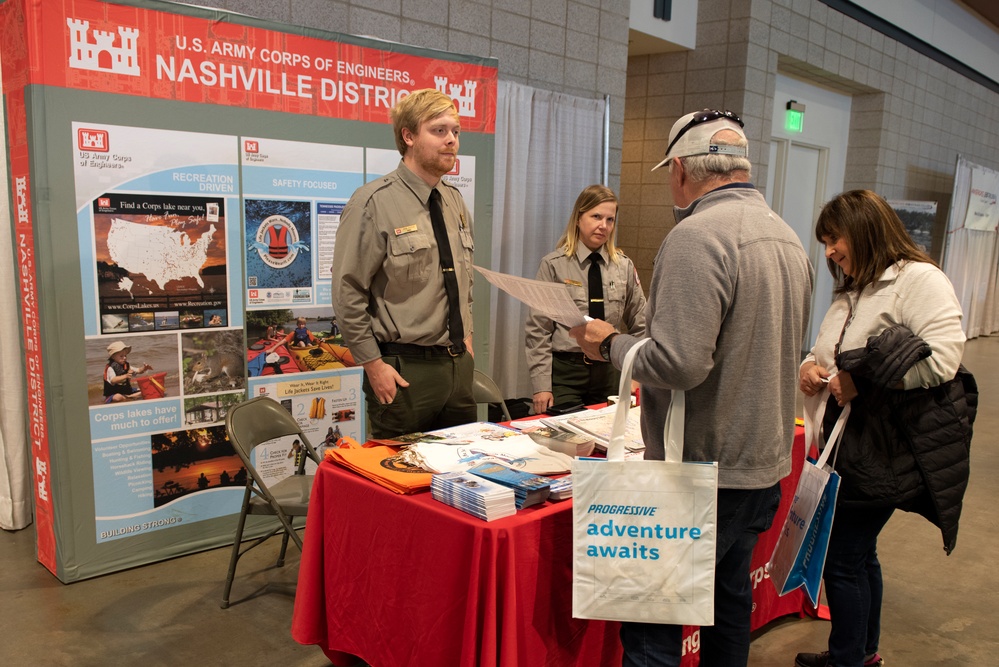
left=799, top=362, right=830, bottom=396
left=533, top=391, right=554, bottom=415
left=829, top=371, right=857, bottom=406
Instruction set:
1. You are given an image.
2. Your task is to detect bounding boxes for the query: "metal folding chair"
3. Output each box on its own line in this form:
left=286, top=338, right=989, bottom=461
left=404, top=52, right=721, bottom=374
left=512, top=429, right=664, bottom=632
left=220, top=396, right=320, bottom=608
left=472, top=369, right=512, bottom=422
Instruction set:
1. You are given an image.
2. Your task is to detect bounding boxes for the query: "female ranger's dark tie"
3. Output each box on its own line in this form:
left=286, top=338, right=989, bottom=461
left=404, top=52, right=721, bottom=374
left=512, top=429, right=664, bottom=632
left=587, top=252, right=605, bottom=320
left=428, top=188, right=465, bottom=352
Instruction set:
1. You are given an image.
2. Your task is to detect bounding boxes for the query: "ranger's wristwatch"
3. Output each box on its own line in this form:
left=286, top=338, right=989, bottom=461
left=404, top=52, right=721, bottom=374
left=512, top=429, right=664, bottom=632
left=598, top=333, right=619, bottom=362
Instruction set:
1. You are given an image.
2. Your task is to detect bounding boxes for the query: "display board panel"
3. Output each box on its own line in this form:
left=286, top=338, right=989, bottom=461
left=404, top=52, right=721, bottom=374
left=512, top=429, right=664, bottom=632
left=1, top=0, right=496, bottom=581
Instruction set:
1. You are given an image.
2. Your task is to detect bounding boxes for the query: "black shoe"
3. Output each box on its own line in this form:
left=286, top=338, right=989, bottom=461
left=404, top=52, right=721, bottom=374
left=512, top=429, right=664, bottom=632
left=794, top=651, right=884, bottom=667
left=794, top=652, right=830, bottom=667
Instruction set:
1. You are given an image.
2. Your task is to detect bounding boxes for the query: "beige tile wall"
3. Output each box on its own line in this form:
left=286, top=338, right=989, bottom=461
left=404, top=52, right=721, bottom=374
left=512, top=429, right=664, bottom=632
left=622, top=0, right=999, bottom=286
left=170, top=0, right=999, bottom=285
left=192, top=0, right=632, bottom=190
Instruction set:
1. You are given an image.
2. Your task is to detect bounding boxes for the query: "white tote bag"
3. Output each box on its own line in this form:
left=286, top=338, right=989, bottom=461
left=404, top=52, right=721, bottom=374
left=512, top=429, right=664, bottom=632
left=572, top=339, right=719, bottom=625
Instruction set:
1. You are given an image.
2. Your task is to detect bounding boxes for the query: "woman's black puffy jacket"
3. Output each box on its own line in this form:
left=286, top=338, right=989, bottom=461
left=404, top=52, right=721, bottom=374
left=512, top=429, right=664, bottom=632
left=827, top=325, right=977, bottom=555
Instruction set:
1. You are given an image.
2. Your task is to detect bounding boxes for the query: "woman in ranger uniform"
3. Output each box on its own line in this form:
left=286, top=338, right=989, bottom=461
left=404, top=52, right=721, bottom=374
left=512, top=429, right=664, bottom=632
left=525, top=184, right=647, bottom=415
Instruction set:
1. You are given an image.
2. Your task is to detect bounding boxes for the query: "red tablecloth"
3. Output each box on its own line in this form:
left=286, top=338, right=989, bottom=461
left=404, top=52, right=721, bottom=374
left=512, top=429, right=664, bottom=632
left=747, top=426, right=812, bottom=628
left=292, top=427, right=808, bottom=666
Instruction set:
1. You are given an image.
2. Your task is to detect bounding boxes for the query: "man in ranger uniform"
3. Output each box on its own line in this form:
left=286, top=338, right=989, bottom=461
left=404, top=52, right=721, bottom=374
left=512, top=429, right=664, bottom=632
left=331, top=89, right=476, bottom=438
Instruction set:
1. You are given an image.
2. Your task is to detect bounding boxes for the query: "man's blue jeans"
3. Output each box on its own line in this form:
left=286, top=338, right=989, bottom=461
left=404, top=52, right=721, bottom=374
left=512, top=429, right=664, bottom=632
left=620, top=482, right=782, bottom=667
left=822, top=504, right=894, bottom=667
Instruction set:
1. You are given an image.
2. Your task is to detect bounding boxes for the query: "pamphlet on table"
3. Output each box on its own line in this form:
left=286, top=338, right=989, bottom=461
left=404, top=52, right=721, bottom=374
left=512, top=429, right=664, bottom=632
left=467, top=462, right=552, bottom=509
left=541, top=404, right=646, bottom=452
left=431, top=471, right=517, bottom=521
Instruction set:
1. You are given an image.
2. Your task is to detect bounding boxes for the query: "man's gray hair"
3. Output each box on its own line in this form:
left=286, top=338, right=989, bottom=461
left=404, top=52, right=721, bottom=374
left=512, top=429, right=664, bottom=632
left=679, top=135, right=751, bottom=182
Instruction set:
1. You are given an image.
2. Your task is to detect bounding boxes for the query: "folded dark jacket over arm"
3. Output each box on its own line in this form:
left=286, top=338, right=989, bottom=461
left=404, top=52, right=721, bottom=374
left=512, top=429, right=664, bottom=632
left=834, top=325, right=976, bottom=555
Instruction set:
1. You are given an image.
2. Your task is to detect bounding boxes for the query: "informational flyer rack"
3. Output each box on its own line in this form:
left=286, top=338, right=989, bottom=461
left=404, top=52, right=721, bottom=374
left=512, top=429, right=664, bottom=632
left=1, top=0, right=496, bottom=581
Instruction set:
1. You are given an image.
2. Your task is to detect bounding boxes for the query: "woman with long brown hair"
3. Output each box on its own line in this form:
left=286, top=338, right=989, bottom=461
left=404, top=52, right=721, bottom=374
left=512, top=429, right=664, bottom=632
left=795, top=189, right=975, bottom=667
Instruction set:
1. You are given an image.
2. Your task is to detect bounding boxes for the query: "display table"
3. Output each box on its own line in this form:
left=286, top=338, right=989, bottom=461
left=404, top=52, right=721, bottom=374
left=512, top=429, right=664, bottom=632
left=292, top=427, right=808, bottom=666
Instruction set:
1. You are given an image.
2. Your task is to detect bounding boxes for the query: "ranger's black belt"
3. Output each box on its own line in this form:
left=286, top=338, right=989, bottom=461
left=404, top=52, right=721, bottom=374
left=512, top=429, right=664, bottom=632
left=553, top=351, right=597, bottom=365
left=379, top=342, right=465, bottom=358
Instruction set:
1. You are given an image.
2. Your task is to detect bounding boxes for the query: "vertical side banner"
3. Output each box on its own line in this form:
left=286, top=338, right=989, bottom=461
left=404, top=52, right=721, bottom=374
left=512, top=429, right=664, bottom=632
left=6, top=88, right=55, bottom=570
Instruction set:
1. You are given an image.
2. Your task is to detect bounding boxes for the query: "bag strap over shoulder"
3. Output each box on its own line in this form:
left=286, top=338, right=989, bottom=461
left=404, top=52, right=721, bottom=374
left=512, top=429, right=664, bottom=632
left=606, top=338, right=686, bottom=464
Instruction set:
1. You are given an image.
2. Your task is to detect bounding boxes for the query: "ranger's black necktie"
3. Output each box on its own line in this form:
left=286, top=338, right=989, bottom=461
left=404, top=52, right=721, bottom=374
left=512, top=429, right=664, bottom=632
left=428, top=189, right=465, bottom=351
left=588, top=252, right=605, bottom=320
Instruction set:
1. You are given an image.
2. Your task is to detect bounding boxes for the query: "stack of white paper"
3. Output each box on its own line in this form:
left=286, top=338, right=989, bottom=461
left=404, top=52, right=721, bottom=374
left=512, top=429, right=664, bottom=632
left=431, top=471, right=517, bottom=521
left=541, top=404, right=645, bottom=452
left=400, top=436, right=573, bottom=475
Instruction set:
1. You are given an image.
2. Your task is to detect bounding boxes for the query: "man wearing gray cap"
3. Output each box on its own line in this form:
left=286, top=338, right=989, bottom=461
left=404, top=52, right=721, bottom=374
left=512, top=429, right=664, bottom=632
left=571, top=110, right=814, bottom=666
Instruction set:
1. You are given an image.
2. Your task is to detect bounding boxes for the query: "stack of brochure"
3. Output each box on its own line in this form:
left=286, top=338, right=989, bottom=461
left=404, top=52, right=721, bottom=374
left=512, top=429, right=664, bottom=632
left=468, top=462, right=551, bottom=509
left=541, top=404, right=645, bottom=452
left=523, top=425, right=596, bottom=457
left=547, top=475, right=573, bottom=501
left=431, top=471, right=517, bottom=521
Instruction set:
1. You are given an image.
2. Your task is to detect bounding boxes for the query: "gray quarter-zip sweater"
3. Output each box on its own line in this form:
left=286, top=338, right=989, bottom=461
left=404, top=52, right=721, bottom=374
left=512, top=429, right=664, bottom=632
left=611, top=184, right=814, bottom=489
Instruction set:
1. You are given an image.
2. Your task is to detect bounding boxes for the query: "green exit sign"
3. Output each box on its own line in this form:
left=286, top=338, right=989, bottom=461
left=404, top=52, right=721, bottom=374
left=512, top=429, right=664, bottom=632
left=785, top=108, right=804, bottom=133
left=785, top=101, right=806, bottom=133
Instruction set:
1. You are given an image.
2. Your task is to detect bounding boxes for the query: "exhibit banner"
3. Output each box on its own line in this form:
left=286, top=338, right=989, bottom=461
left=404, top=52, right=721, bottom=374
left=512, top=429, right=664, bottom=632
left=964, top=164, right=999, bottom=232
left=943, top=156, right=999, bottom=340
left=25, top=0, right=496, bottom=132
left=1, top=0, right=497, bottom=581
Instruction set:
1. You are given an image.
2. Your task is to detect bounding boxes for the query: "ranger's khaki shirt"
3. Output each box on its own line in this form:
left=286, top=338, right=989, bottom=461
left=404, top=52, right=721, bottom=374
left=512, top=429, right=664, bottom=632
left=524, top=244, right=647, bottom=394
left=331, top=161, right=474, bottom=365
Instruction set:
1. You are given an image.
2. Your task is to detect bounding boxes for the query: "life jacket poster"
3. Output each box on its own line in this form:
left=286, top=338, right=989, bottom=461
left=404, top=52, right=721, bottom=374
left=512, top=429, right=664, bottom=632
left=241, top=136, right=363, bottom=308
left=247, top=367, right=365, bottom=461
left=1, top=0, right=497, bottom=581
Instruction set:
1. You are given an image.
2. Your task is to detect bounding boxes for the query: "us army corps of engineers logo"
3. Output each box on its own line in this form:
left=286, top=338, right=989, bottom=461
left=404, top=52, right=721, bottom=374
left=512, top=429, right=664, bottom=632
left=67, top=18, right=141, bottom=76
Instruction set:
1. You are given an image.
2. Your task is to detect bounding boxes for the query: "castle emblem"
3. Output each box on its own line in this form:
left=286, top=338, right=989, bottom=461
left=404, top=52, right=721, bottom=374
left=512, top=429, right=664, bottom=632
left=67, top=18, right=140, bottom=76
left=434, top=77, right=478, bottom=118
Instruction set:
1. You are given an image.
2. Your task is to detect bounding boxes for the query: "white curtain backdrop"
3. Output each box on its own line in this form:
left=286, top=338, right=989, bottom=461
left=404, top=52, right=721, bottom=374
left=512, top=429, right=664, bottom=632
left=943, top=156, right=999, bottom=340
left=0, top=59, right=32, bottom=530
left=488, top=80, right=605, bottom=400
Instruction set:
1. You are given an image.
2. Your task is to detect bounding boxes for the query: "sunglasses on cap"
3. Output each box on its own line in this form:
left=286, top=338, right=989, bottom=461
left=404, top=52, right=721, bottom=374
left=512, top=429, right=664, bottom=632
left=663, top=109, right=744, bottom=160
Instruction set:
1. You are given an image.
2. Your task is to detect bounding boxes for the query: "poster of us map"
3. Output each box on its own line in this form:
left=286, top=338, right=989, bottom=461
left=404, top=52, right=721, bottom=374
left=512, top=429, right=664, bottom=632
left=74, top=122, right=251, bottom=541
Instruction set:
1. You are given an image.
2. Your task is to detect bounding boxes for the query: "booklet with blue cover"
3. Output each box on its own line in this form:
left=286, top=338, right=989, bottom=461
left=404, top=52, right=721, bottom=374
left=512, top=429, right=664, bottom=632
left=467, top=462, right=551, bottom=508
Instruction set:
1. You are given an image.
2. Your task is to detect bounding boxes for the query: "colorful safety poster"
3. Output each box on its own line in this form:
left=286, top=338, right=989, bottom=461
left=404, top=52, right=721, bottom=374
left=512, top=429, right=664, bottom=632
left=242, top=136, right=363, bottom=307
left=248, top=367, right=365, bottom=461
